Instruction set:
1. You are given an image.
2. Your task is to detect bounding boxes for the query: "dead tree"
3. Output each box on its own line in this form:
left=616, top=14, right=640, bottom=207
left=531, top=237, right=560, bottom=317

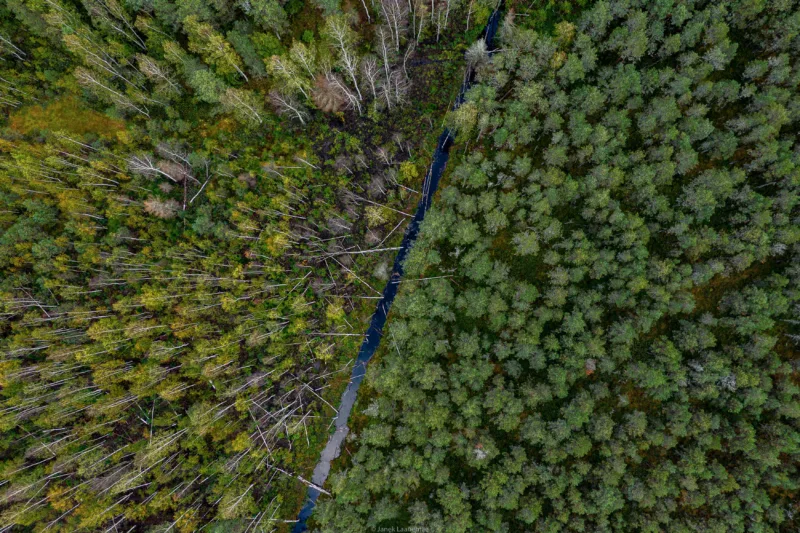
left=361, top=56, right=381, bottom=101
left=269, top=91, right=309, bottom=124
left=0, top=34, right=26, bottom=60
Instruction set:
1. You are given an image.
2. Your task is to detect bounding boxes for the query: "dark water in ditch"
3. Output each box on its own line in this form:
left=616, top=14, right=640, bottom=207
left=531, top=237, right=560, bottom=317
left=292, top=8, right=504, bottom=531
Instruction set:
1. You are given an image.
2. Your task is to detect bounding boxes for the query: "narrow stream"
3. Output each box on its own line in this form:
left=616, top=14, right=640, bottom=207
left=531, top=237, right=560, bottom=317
left=292, top=9, right=503, bottom=531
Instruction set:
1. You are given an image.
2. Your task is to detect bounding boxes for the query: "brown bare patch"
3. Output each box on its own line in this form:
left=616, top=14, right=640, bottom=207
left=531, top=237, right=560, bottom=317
left=9, top=96, right=125, bottom=137
left=312, top=75, right=347, bottom=113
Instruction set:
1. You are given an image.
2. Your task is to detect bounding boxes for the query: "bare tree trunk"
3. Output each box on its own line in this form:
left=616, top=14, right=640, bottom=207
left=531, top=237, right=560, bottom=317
left=0, top=34, right=26, bottom=60
left=360, top=0, right=371, bottom=22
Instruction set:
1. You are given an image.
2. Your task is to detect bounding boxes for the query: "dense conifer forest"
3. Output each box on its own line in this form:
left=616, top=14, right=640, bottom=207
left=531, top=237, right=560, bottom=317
left=317, top=1, right=800, bottom=532
left=0, top=0, right=798, bottom=532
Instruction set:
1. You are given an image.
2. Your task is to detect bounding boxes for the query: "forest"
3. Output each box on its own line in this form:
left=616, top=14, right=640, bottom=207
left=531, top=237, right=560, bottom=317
left=1, top=0, right=798, bottom=532
left=0, top=0, right=500, bottom=530
left=315, top=0, right=800, bottom=532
